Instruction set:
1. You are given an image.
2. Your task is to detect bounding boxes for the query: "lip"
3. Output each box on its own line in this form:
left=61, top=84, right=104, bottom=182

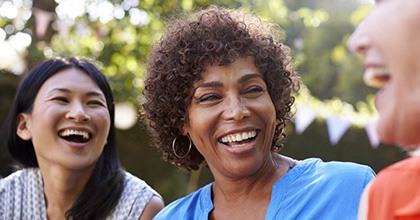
left=218, top=128, right=259, bottom=156
left=362, top=62, right=391, bottom=88
left=364, top=62, right=383, bottom=69
left=60, top=139, right=90, bottom=149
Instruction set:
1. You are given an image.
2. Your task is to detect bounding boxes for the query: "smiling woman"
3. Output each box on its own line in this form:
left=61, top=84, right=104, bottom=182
left=0, top=57, right=163, bottom=219
left=142, top=5, right=376, bottom=219
left=348, top=0, right=420, bottom=219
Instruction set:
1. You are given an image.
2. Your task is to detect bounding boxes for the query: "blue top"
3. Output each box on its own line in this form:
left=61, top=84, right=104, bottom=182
left=154, top=158, right=375, bottom=220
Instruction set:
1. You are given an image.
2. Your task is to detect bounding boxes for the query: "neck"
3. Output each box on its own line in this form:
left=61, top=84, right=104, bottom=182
left=38, top=163, right=95, bottom=219
left=209, top=154, right=296, bottom=220
left=212, top=154, right=295, bottom=202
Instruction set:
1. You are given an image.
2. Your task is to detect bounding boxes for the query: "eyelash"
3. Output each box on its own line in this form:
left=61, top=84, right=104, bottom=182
left=87, top=100, right=106, bottom=107
left=198, top=93, right=222, bottom=103
left=53, top=96, right=68, bottom=103
left=245, top=86, right=264, bottom=94
left=52, top=97, right=105, bottom=107
left=197, top=86, right=265, bottom=103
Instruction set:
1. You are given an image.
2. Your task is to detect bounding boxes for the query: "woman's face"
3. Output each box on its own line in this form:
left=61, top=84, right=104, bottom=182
left=183, top=56, right=277, bottom=180
left=17, top=68, right=110, bottom=171
left=347, top=0, right=420, bottom=148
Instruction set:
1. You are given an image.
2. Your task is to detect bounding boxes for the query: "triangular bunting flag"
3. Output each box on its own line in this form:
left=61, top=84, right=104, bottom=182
left=326, top=116, right=351, bottom=145
left=295, top=105, right=316, bottom=134
left=365, top=119, right=380, bottom=148
left=33, top=8, right=53, bottom=38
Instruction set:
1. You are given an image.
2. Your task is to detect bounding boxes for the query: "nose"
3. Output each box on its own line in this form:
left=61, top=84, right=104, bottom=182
left=66, top=102, right=91, bottom=123
left=347, top=21, right=370, bottom=55
left=222, top=96, right=251, bottom=121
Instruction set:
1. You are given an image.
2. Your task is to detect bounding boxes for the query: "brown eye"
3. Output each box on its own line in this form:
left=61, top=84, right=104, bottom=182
left=87, top=100, right=106, bottom=107
left=246, top=86, right=264, bottom=94
left=52, top=96, right=68, bottom=103
left=198, top=93, right=222, bottom=103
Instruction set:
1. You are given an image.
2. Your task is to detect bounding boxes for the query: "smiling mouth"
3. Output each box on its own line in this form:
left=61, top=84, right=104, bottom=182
left=58, top=129, right=91, bottom=143
left=219, top=130, right=257, bottom=146
left=364, top=68, right=390, bottom=88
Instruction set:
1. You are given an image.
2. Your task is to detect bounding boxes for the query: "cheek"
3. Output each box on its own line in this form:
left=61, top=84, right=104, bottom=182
left=184, top=108, right=220, bottom=154
left=186, top=104, right=218, bottom=130
left=98, top=114, right=111, bottom=135
left=255, top=98, right=276, bottom=121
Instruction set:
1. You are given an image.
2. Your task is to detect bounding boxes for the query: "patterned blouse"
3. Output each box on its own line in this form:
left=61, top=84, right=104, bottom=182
left=0, top=168, right=161, bottom=220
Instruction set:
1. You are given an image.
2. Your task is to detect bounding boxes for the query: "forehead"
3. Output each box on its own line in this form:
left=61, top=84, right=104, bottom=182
left=199, top=56, right=260, bottom=81
left=38, top=68, right=102, bottom=94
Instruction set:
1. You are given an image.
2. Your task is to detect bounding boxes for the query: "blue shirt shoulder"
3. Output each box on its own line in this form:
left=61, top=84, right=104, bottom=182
left=153, top=182, right=213, bottom=220
left=154, top=158, right=375, bottom=220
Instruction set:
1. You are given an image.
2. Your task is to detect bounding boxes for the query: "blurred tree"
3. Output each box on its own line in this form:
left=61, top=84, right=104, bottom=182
left=282, top=0, right=376, bottom=104
left=0, top=0, right=406, bottom=203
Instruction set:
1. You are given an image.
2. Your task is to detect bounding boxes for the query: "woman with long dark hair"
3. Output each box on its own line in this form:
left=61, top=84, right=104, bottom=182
left=0, top=57, right=163, bottom=219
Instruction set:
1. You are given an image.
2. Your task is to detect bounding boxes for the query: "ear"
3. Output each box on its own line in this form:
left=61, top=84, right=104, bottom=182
left=181, top=124, right=188, bottom=136
left=16, top=113, right=32, bottom=140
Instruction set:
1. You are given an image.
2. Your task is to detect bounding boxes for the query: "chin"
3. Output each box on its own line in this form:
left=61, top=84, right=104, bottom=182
left=397, top=139, right=420, bottom=151
left=381, top=133, right=420, bottom=151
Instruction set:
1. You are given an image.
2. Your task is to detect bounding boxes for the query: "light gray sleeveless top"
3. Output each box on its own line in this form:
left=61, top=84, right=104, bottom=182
left=0, top=168, right=160, bottom=220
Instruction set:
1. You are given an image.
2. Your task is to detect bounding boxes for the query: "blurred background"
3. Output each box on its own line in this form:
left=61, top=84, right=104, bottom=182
left=0, top=0, right=407, bottom=203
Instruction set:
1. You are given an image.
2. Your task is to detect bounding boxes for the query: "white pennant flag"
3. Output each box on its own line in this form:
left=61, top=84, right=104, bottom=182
left=33, top=8, right=53, bottom=38
left=295, top=105, right=316, bottom=134
left=365, top=119, right=380, bottom=148
left=326, top=116, right=351, bottom=145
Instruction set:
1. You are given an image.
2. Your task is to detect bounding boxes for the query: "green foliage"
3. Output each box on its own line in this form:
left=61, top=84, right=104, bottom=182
left=1, top=0, right=403, bottom=202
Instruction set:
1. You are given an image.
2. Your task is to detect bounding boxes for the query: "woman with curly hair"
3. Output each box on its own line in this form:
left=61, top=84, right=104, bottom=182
left=143, top=6, right=375, bottom=219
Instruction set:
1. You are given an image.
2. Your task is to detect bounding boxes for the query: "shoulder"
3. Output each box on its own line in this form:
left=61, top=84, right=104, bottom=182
left=369, top=157, right=420, bottom=196
left=365, top=157, right=420, bottom=218
left=0, top=168, right=39, bottom=192
left=292, top=158, right=375, bottom=193
left=109, top=171, right=162, bottom=219
left=139, top=196, right=164, bottom=220
left=123, top=171, right=160, bottom=196
left=377, top=156, right=420, bottom=174
left=0, top=168, right=44, bottom=219
left=299, top=157, right=375, bottom=180
left=154, top=183, right=213, bottom=220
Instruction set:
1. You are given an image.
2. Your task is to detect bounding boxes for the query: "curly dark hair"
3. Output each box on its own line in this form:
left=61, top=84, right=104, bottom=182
left=142, top=6, right=300, bottom=171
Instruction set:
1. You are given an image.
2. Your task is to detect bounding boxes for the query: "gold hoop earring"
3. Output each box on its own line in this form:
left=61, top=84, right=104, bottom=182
left=172, top=136, right=192, bottom=159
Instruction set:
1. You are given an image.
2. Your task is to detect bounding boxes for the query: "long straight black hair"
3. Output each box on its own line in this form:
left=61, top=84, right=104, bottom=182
left=0, top=57, right=124, bottom=219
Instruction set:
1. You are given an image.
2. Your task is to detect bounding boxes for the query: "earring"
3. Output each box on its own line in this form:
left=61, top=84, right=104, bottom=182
left=172, top=135, right=192, bottom=159
left=273, top=144, right=282, bottom=153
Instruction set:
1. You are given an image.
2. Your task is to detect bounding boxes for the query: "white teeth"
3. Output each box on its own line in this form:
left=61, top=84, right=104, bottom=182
left=221, top=130, right=257, bottom=144
left=235, top=133, right=241, bottom=141
left=363, top=68, right=390, bottom=88
left=59, top=129, right=89, bottom=140
left=242, top=132, right=249, bottom=140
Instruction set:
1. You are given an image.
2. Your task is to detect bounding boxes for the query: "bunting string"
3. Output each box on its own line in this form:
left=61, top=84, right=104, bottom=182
left=293, top=85, right=379, bottom=147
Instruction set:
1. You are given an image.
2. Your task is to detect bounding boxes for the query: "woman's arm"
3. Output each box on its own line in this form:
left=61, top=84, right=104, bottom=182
left=139, top=195, right=164, bottom=220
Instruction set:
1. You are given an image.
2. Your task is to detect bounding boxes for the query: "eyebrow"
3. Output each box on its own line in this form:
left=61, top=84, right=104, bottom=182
left=48, top=88, right=105, bottom=99
left=238, top=73, right=263, bottom=84
left=195, top=73, right=263, bottom=89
